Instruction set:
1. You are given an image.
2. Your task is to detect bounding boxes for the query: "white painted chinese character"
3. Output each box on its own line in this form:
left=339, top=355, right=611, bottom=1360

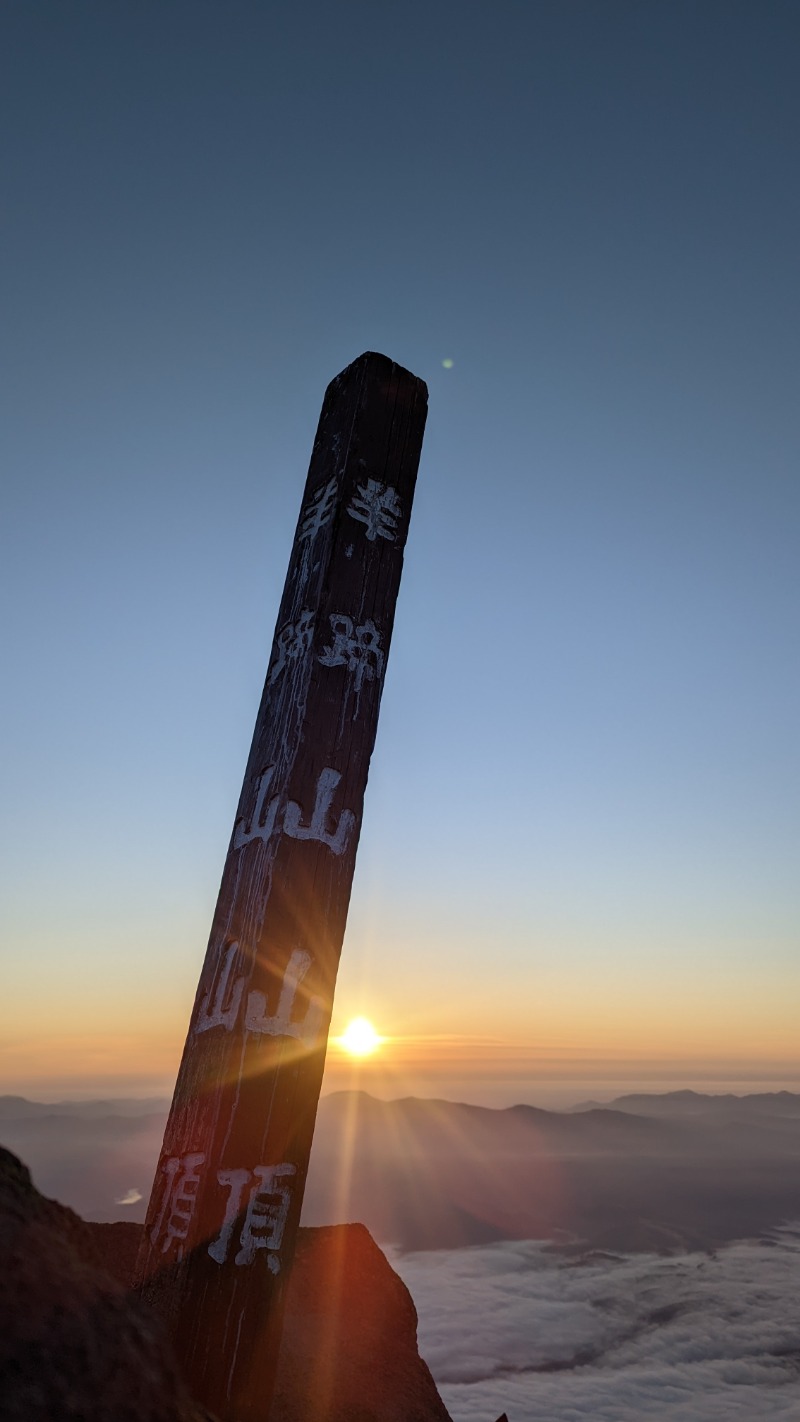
left=233, top=765, right=279, bottom=850
left=150, top=1152, right=205, bottom=1258
left=233, top=764, right=354, bottom=856
left=245, top=947, right=324, bottom=1045
left=346, top=478, right=402, bottom=542
left=268, top=610, right=314, bottom=685
left=195, top=942, right=245, bottom=1034
left=208, top=1163, right=296, bottom=1271
left=299, top=478, right=337, bottom=541
left=318, top=614, right=384, bottom=693
left=284, top=766, right=355, bottom=856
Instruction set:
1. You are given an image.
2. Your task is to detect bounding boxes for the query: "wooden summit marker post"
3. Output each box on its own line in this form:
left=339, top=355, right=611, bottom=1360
left=136, top=352, right=427, bottom=1420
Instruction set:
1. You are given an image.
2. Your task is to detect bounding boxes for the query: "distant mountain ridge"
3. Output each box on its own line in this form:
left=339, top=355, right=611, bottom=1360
left=0, top=1096, right=171, bottom=1119
left=4, top=1089, right=800, bottom=1253
left=4, top=1087, right=799, bottom=1121
left=572, top=1089, right=800, bottom=1118
left=302, top=1090, right=800, bottom=1253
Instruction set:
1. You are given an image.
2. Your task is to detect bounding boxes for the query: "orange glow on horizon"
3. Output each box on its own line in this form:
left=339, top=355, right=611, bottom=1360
left=5, top=1011, right=800, bottom=1104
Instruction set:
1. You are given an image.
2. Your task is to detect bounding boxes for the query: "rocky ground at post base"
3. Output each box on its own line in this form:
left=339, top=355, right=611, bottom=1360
left=0, top=1144, right=459, bottom=1422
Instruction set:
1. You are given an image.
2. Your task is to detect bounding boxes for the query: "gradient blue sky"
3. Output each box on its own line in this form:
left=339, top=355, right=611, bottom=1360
left=2, top=0, right=798, bottom=1103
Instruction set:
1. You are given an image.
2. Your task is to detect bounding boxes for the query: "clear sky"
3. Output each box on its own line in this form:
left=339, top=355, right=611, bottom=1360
left=2, top=0, right=798, bottom=1106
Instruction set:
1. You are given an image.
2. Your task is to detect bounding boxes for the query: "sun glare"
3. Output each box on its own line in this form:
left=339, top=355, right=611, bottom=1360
left=339, top=1017, right=382, bottom=1057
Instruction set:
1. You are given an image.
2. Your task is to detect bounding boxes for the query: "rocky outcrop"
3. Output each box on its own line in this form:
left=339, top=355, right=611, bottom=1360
left=0, top=1146, right=208, bottom=1421
left=0, top=1145, right=452, bottom=1422
left=271, top=1222, right=452, bottom=1422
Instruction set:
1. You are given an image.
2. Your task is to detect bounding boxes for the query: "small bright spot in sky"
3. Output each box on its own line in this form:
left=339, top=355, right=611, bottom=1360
left=115, top=1188, right=143, bottom=1206
left=442, top=358, right=454, bottom=368
left=339, top=1017, right=382, bottom=1056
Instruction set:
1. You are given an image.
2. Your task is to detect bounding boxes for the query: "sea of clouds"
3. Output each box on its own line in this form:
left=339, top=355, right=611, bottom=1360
left=391, top=1227, right=800, bottom=1421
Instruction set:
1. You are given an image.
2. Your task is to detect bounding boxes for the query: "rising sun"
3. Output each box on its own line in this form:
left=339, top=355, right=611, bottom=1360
left=338, top=1017, right=382, bottom=1057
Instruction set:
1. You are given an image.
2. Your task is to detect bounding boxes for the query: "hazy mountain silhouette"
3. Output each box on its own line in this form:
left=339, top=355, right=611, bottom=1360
left=0, top=1096, right=170, bottom=1120
left=301, top=1091, right=800, bottom=1253
left=3, top=1090, right=800, bottom=1251
left=0, top=1100, right=169, bottom=1221
left=573, top=1089, right=800, bottom=1118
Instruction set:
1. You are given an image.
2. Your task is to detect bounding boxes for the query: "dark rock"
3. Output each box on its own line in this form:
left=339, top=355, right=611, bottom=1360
left=0, top=1145, right=453, bottom=1422
left=271, top=1222, right=452, bottom=1422
left=0, top=1145, right=213, bottom=1421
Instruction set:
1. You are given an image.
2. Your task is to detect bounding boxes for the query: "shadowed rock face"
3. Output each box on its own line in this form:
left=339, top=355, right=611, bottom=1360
left=271, top=1223, right=452, bottom=1422
left=0, top=1145, right=453, bottom=1422
left=0, top=1146, right=209, bottom=1422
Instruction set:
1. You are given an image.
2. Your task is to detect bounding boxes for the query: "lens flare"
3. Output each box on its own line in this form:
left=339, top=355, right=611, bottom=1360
left=339, top=1017, right=382, bottom=1057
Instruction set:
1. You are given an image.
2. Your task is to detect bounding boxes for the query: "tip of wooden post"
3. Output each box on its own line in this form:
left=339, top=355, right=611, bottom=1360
left=328, top=352, right=428, bottom=402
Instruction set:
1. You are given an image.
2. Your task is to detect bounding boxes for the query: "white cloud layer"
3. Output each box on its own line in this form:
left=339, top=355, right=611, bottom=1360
left=391, top=1227, right=800, bottom=1421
